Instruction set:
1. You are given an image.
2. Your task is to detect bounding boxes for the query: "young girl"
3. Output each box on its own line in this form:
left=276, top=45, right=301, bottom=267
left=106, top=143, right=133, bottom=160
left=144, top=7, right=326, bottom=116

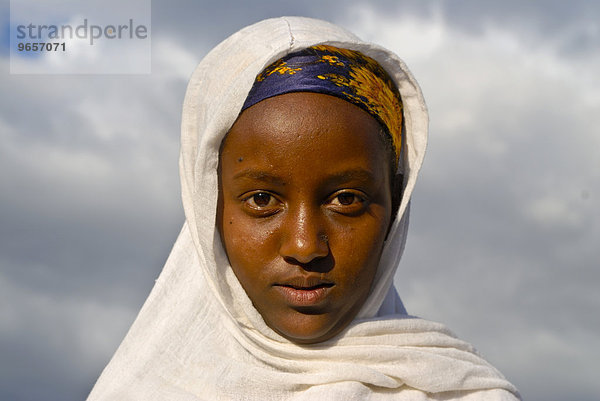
left=88, top=17, right=520, bottom=400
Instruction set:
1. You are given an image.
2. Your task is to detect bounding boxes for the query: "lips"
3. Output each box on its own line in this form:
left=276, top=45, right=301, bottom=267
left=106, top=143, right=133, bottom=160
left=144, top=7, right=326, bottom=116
left=273, top=277, right=334, bottom=307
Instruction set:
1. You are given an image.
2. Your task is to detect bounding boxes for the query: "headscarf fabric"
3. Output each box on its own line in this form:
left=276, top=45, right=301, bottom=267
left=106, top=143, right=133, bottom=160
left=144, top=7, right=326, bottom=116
left=87, top=17, right=521, bottom=401
left=242, top=44, right=403, bottom=166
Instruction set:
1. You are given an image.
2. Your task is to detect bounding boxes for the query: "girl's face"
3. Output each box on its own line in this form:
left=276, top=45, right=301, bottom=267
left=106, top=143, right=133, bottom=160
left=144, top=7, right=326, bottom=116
left=218, top=92, right=393, bottom=344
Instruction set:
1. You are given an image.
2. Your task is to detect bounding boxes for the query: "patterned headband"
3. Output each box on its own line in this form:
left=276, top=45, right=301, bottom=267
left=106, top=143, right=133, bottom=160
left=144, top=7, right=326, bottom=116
left=241, top=45, right=403, bottom=166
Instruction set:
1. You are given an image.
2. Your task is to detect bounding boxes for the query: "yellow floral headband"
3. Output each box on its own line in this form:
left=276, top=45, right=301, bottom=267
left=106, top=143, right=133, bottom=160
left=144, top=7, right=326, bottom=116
left=242, top=45, right=404, bottom=167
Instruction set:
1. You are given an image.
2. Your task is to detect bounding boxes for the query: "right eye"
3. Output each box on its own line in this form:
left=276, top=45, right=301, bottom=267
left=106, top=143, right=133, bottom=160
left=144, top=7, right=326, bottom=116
left=248, top=192, right=274, bottom=207
left=241, top=192, right=282, bottom=215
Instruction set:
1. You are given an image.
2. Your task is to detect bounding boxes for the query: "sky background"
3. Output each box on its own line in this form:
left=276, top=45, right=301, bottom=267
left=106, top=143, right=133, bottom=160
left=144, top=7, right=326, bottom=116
left=1, top=1, right=599, bottom=400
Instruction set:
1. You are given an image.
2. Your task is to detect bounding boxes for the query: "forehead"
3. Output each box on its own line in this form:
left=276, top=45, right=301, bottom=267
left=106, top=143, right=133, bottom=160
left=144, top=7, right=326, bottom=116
left=221, top=92, right=389, bottom=176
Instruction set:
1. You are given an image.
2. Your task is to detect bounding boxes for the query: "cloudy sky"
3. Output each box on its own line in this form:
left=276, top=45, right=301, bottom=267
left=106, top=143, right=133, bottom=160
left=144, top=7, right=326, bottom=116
left=1, top=0, right=598, bottom=400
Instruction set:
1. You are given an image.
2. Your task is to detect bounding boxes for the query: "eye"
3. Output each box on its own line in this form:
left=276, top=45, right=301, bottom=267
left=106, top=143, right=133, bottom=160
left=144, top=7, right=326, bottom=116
left=334, top=192, right=357, bottom=206
left=250, top=192, right=273, bottom=207
left=241, top=191, right=282, bottom=215
left=327, top=190, right=368, bottom=214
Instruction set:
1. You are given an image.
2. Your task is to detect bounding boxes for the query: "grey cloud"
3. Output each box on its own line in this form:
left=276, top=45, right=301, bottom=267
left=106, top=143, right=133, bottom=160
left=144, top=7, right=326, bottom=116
left=386, top=12, right=600, bottom=399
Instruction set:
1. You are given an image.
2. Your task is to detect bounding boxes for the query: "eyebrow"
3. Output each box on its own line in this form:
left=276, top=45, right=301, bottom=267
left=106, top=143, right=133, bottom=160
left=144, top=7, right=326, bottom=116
left=232, top=169, right=286, bottom=186
left=322, top=168, right=377, bottom=187
left=231, top=168, right=378, bottom=187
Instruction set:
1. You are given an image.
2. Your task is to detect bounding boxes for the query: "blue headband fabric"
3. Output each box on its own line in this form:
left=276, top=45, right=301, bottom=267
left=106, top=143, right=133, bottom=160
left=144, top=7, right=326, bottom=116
left=241, top=45, right=403, bottom=163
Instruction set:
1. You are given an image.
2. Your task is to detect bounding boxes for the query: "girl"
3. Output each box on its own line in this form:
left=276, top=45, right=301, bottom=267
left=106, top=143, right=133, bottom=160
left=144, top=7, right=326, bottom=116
left=88, top=17, right=520, bottom=400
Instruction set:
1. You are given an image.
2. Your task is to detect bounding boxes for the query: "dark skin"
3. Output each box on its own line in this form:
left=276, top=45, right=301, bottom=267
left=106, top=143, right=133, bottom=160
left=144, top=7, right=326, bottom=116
left=217, top=92, right=399, bottom=344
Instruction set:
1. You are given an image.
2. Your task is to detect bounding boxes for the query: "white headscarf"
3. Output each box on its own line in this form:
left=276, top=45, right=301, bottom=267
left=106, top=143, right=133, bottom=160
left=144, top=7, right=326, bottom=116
left=87, top=17, right=520, bottom=400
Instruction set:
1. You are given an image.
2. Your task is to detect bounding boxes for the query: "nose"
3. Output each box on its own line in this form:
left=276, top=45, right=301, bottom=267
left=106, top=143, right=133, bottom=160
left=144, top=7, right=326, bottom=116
left=279, top=204, right=329, bottom=265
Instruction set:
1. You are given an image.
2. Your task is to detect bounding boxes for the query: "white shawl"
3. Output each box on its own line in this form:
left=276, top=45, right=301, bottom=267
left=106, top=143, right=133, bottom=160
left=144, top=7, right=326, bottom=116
left=87, top=17, right=521, bottom=400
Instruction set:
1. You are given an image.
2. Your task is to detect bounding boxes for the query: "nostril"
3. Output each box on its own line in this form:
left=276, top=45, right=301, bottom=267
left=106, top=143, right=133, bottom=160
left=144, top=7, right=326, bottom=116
left=279, top=227, right=330, bottom=264
left=283, top=253, right=334, bottom=274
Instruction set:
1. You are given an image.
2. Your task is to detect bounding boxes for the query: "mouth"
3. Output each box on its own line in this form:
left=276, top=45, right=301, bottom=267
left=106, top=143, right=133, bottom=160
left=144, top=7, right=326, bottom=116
left=273, top=278, right=334, bottom=307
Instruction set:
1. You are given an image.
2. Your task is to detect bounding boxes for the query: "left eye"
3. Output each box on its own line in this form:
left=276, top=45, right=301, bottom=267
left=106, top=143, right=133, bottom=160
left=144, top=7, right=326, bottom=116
left=328, top=191, right=368, bottom=213
left=332, top=192, right=358, bottom=205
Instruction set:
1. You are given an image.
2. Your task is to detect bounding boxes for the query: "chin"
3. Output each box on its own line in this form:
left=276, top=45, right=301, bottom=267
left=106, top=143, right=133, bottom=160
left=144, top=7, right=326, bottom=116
left=269, top=313, right=346, bottom=345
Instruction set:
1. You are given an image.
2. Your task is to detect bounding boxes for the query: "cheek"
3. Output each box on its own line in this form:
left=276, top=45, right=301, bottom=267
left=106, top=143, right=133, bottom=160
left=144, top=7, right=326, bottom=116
left=224, top=215, right=277, bottom=254
left=221, top=208, right=280, bottom=282
left=330, top=216, right=389, bottom=286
